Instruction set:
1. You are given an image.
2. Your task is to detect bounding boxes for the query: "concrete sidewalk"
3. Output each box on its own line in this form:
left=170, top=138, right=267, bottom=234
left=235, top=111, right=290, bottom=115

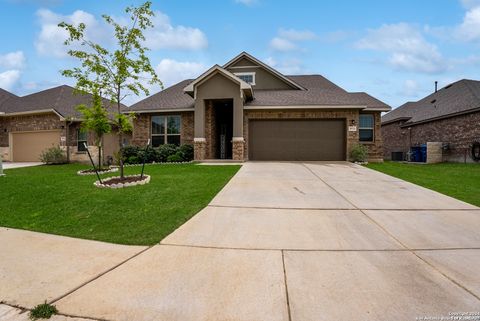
left=1, top=162, right=479, bottom=321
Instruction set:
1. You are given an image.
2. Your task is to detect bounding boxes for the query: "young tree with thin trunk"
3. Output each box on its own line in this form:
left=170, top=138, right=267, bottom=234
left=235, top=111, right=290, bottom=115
left=59, top=1, right=161, bottom=179
left=76, top=87, right=111, bottom=169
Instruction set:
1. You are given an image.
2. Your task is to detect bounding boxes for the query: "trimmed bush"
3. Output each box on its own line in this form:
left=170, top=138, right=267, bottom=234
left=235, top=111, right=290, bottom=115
left=350, top=144, right=369, bottom=163
left=179, top=144, right=194, bottom=161
left=167, top=152, right=184, bottom=163
left=40, top=146, right=67, bottom=165
left=122, top=144, right=193, bottom=164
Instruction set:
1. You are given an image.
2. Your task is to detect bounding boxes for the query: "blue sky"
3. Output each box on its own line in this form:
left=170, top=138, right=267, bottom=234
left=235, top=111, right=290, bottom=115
left=1, top=0, right=480, bottom=107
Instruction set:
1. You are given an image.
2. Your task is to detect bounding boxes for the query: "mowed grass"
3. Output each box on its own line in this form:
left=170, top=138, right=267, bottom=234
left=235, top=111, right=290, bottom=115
left=366, top=162, right=480, bottom=207
left=0, top=163, right=240, bottom=245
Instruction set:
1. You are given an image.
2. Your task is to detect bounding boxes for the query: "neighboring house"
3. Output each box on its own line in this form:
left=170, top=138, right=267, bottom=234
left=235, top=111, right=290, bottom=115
left=0, top=85, right=123, bottom=163
left=382, top=79, right=480, bottom=163
left=128, top=52, right=390, bottom=162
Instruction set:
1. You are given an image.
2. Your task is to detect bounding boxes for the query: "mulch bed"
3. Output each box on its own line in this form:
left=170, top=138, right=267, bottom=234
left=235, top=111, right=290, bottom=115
left=101, top=176, right=146, bottom=185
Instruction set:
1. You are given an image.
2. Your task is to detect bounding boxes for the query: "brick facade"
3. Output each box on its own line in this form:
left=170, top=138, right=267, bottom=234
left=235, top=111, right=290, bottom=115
left=243, top=109, right=384, bottom=162
left=382, top=111, right=480, bottom=162
left=0, top=113, right=114, bottom=164
left=131, top=111, right=194, bottom=146
left=129, top=109, right=385, bottom=162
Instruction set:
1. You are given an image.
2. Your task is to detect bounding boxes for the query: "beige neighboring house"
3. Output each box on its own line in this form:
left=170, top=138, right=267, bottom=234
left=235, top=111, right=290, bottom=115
left=127, top=52, right=391, bottom=162
left=0, top=85, right=123, bottom=164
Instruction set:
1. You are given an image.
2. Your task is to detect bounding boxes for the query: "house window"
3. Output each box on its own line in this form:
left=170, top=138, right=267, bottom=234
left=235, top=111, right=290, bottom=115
left=77, top=129, right=88, bottom=152
left=234, top=72, right=255, bottom=85
left=151, top=115, right=181, bottom=147
left=359, top=114, right=374, bottom=142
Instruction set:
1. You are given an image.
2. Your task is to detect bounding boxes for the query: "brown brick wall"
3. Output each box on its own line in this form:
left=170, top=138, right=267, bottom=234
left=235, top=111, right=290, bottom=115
left=382, top=111, right=480, bottom=162
left=0, top=113, right=65, bottom=147
left=243, top=109, right=383, bottom=162
left=131, top=111, right=194, bottom=146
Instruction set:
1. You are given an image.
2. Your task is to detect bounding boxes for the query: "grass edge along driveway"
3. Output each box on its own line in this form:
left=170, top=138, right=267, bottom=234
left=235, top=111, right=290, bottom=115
left=0, top=163, right=240, bottom=245
left=366, top=161, right=480, bottom=207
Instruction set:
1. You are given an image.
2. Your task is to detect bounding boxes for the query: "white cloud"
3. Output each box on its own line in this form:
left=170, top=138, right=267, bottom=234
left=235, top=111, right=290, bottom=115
left=356, top=23, right=447, bottom=74
left=455, top=6, right=480, bottom=42
left=278, top=28, right=316, bottom=41
left=155, top=59, right=206, bottom=87
left=0, top=51, right=25, bottom=69
left=144, top=11, right=208, bottom=50
left=460, top=0, right=480, bottom=8
left=235, top=0, right=257, bottom=6
left=269, top=28, right=316, bottom=52
left=35, top=8, right=208, bottom=58
left=263, top=57, right=306, bottom=75
left=35, top=9, right=103, bottom=57
left=0, top=70, right=21, bottom=90
left=269, top=37, right=297, bottom=51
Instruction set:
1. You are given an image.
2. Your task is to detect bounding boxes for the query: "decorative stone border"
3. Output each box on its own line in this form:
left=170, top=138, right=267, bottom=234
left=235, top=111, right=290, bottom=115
left=77, top=167, right=119, bottom=176
left=111, top=161, right=193, bottom=168
left=94, top=175, right=151, bottom=189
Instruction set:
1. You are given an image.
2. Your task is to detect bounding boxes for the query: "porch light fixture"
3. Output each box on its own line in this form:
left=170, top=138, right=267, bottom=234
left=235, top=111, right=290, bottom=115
left=350, top=119, right=356, bottom=125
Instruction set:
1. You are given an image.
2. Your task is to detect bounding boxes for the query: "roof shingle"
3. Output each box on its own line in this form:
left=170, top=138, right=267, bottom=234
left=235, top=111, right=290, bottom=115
left=382, top=79, right=480, bottom=125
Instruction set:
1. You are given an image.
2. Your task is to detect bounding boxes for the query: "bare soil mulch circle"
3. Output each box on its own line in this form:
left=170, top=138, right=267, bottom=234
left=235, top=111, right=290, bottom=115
left=77, top=167, right=118, bottom=176
left=94, top=174, right=150, bottom=189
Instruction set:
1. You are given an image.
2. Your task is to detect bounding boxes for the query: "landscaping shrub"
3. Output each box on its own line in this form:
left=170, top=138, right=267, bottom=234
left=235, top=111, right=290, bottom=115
left=121, top=144, right=193, bottom=164
left=40, top=146, right=67, bottom=165
left=179, top=144, right=194, bottom=161
left=156, top=144, right=178, bottom=162
left=167, top=152, right=184, bottom=162
left=350, top=144, right=369, bottom=163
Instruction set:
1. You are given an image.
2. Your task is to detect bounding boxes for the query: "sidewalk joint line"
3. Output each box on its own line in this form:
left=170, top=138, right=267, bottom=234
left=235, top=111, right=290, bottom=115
left=281, top=251, right=293, bottom=321
left=48, top=245, right=154, bottom=305
left=0, top=302, right=109, bottom=321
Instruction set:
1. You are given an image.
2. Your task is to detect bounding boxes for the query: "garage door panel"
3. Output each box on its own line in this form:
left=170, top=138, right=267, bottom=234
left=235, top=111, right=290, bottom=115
left=12, top=131, right=61, bottom=162
left=249, top=119, right=345, bottom=161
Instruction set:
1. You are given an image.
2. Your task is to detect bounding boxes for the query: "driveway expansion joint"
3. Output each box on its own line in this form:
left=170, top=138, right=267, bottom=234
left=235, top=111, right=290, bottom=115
left=281, top=251, right=293, bottom=321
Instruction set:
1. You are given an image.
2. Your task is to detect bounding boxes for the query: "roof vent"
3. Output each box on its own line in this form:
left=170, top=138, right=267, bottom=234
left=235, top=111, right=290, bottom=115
left=430, top=99, right=437, bottom=104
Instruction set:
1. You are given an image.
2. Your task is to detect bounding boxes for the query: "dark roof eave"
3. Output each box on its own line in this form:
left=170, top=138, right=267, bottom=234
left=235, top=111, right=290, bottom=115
left=397, top=107, right=480, bottom=128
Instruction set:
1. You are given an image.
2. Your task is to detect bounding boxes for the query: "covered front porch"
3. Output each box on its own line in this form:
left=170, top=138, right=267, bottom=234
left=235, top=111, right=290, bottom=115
left=183, top=65, right=253, bottom=161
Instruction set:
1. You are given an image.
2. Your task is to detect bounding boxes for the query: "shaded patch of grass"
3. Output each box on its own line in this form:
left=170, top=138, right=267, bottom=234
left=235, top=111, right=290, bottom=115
left=366, top=162, right=480, bottom=207
left=0, top=164, right=240, bottom=245
left=30, top=302, right=57, bottom=320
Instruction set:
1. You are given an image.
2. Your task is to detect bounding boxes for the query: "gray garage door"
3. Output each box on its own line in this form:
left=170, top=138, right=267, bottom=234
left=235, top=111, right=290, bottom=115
left=248, top=119, right=346, bottom=161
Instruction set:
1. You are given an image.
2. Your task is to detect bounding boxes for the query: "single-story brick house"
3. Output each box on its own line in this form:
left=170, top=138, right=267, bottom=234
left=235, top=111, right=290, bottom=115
left=382, top=79, right=480, bottom=163
left=0, top=85, right=123, bottom=163
left=127, top=52, right=391, bottom=162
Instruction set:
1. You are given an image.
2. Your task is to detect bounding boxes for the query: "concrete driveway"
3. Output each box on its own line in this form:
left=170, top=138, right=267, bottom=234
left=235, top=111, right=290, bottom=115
left=1, top=162, right=479, bottom=321
left=2, top=162, right=43, bottom=169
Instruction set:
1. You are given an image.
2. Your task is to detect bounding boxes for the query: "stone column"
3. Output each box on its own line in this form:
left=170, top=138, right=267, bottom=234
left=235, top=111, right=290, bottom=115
left=426, top=142, right=443, bottom=163
left=194, top=138, right=207, bottom=161
left=232, top=137, right=245, bottom=161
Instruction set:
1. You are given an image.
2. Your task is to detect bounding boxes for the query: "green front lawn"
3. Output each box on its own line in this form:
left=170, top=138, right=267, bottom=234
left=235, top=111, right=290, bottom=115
left=0, top=163, right=240, bottom=245
left=366, top=162, right=480, bottom=207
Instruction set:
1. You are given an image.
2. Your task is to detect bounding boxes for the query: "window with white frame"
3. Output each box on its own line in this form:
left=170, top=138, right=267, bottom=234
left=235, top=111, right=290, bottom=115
left=234, top=72, right=255, bottom=85
left=359, top=114, right=374, bottom=142
left=151, top=115, right=181, bottom=147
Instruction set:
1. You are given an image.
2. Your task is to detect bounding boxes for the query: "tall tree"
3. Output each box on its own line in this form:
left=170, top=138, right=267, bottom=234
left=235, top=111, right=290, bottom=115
left=76, top=87, right=111, bottom=169
left=59, top=1, right=161, bottom=179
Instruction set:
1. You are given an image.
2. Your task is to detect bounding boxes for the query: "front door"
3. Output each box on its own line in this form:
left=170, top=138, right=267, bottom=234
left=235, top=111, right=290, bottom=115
left=214, top=101, right=233, bottom=159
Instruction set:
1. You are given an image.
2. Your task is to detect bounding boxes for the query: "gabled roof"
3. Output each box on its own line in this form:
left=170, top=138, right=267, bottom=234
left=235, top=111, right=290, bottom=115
left=0, top=88, right=18, bottom=112
left=129, top=79, right=194, bottom=112
left=0, top=85, right=125, bottom=119
left=382, top=79, right=480, bottom=125
left=183, top=64, right=253, bottom=99
left=127, top=75, right=390, bottom=112
left=223, top=52, right=305, bottom=90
